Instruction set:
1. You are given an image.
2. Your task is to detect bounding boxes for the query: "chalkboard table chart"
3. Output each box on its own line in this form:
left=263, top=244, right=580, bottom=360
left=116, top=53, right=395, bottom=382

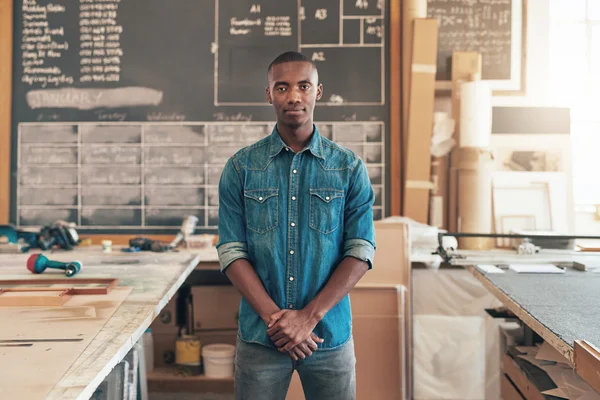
left=6, top=0, right=391, bottom=233
left=427, top=0, right=527, bottom=94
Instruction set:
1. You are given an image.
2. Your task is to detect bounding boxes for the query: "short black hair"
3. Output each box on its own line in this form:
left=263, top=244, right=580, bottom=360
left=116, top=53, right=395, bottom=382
left=267, top=51, right=317, bottom=75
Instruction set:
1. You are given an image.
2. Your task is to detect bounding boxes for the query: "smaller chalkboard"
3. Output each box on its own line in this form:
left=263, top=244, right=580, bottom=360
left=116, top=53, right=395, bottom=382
left=427, top=0, right=526, bottom=93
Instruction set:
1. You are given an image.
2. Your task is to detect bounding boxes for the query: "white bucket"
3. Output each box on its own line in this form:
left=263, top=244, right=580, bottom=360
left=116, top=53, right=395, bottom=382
left=202, top=343, right=236, bottom=378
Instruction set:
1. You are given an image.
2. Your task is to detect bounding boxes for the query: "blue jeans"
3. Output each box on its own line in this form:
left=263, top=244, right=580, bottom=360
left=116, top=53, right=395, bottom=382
left=234, top=335, right=356, bottom=400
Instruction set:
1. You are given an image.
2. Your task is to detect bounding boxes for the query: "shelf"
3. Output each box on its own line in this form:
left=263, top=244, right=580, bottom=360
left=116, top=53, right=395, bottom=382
left=147, top=367, right=234, bottom=393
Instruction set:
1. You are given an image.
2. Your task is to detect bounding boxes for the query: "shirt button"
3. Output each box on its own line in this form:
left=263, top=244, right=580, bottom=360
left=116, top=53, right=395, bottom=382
left=291, top=222, right=295, bottom=227
left=293, top=169, right=297, bottom=174
left=289, top=276, right=294, bottom=281
left=290, top=250, right=294, bottom=255
left=325, top=196, right=330, bottom=201
left=285, top=147, right=289, bottom=151
left=292, top=196, right=296, bottom=200
left=289, top=304, right=294, bottom=309
left=258, top=197, right=263, bottom=201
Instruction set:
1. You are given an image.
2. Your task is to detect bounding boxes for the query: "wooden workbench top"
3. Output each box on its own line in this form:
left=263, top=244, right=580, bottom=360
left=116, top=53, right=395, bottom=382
left=0, top=248, right=201, bottom=400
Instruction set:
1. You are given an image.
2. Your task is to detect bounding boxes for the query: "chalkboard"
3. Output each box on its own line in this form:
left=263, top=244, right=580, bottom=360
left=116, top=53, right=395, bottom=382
left=11, top=0, right=390, bottom=233
left=427, top=0, right=525, bottom=92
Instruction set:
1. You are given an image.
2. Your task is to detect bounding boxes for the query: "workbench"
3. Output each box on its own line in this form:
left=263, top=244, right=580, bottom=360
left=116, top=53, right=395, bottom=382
left=0, top=248, right=201, bottom=400
left=451, top=249, right=600, bottom=394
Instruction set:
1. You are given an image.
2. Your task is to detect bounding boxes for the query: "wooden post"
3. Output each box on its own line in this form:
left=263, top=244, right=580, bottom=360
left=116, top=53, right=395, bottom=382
left=0, top=0, right=13, bottom=224
left=390, top=0, right=402, bottom=215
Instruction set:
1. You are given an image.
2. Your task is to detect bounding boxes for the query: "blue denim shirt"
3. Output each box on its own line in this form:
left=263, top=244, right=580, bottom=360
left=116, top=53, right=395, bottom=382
left=217, top=125, right=376, bottom=350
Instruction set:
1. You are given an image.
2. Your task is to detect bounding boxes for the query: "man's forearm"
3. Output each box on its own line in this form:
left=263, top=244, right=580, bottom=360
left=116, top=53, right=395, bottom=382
left=225, top=259, right=280, bottom=324
left=303, top=256, right=369, bottom=324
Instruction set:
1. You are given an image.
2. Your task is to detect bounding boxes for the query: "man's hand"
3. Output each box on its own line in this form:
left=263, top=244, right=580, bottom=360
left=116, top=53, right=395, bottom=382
left=287, top=333, right=323, bottom=360
left=266, top=309, right=320, bottom=352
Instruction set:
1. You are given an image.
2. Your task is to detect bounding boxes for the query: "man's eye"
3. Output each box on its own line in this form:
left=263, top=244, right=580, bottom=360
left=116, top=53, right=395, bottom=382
left=277, top=87, right=286, bottom=92
left=301, top=85, right=310, bottom=90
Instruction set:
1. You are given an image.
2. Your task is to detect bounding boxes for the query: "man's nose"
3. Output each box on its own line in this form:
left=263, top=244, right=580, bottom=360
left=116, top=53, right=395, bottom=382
left=288, top=88, right=301, bottom=103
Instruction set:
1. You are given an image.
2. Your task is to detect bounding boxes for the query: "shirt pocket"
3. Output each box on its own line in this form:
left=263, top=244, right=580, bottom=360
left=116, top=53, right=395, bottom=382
left=244, top=188, right=279, bottom=234
left=309, top=188, right=344, bottom=234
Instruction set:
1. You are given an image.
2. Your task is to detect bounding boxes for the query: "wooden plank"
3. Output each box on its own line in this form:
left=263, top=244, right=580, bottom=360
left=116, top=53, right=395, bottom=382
left=500, top=374, right=525, bottom=400
left=468, top=266, right=574, bottom=363
left=0, top=287, right=132, bottom=399
left=574, top=340, right=600, bottom=394
left=148, top=368, right=234, bottom=393
left=502, top=354, right=546, bottom=400
left=390, top=0, right=402, bottom=215
left=402, top=18, right=438, bottom=223
left=0, top=0, right=12, bottom=224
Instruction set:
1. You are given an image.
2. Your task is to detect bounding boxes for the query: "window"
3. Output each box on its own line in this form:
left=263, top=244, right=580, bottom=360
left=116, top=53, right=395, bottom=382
left=549, top=0, right=600, bottom=205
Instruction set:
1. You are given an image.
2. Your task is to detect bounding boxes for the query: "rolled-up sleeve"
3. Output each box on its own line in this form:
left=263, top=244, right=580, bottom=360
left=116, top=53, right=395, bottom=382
left=343, top=158, right=376, bottom=268
left=217, top=158, right=250, bottom=272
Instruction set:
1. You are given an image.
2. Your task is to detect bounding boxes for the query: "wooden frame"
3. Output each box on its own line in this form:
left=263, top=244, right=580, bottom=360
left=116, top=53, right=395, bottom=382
left=0, top=278, right=119, bottom=306
left=433, top=0, right=528, bottom=96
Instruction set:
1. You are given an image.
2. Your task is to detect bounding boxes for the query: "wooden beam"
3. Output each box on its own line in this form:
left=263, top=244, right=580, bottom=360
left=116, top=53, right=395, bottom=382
left=389, top=0, right=402, bottom=215
left=0, top=0, right=13, bottom=224
left=574, top=340, right=600, bottom=394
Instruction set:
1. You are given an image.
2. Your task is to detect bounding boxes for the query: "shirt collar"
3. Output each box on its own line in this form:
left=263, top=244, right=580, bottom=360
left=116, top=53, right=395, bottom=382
left=268, top=124, right=325, bottom=159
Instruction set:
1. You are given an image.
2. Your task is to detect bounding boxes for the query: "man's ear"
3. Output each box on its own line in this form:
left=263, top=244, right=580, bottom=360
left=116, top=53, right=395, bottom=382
left=316, top=83, right=323, bottom=101
left=266, top=87, right=272, bottom=104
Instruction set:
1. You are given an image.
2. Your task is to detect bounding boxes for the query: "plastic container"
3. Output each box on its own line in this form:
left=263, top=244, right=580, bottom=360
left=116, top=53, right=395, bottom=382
left=202, top=344, right=235, bottom=378
left=142, top=328, right=154, bottom=373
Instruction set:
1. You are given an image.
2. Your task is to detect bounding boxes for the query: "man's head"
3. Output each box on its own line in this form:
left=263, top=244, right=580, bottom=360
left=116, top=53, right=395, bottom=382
left=266, top=51, right=323, bottom=130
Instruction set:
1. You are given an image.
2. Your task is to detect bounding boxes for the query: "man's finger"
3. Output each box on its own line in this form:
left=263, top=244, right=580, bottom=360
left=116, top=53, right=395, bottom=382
left=288, top=350, right=298, bottom=361
left=298, top=343, right=312, bottom=357
left=266, top=324, right=282, bottom=336
left=269, top=331, right=286, bottom=342
left=310, top=333, right=325, bottom=343
left=293, top=347, right=305, bottom=359
left=306, top=338, right=318, bottom=351
left=275, top=337, right=290, bottom=348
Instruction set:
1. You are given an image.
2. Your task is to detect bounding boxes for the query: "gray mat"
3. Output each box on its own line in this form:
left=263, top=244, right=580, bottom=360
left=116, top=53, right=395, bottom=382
left=484, top=269, right=600, bottom=349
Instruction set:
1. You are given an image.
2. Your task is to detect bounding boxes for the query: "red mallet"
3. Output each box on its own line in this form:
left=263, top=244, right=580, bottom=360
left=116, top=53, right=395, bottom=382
left=27, top=254, right=82, bottom=277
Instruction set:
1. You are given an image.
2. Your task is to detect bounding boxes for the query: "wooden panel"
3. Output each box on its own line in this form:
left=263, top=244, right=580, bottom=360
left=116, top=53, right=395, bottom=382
left=502, top=354, right=546, bottom=400
left=390, top=0, right=402, bottom=215
left=0, top=0, right=12, bottom=224
left=574, top=340, right=600, bottom=394
left=402, top=19, right=439, bottom=223
left=500, top=374, right=525, bottom=400
left=148, top=369, right=234, bottom=393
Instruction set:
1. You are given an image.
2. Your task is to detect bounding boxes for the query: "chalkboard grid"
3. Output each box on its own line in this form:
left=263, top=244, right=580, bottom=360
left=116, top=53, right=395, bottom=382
left=16, top=121, right=385, bottom=232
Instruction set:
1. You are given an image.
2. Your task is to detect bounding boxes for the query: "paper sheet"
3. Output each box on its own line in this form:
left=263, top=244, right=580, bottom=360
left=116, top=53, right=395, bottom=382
left=535, top=341, right=572, bottom=366
left=509, top=264, right=565, bottom=274
left=576, top=390, right=600, bottom=400
left=476, top=264, right=505, bottom=274
left=542, top=388, right=568, bottom=399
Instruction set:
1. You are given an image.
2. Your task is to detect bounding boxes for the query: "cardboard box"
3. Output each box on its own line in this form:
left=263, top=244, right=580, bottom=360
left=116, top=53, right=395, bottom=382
left=191, top=286, right=241, bottom=331
left=150, top=295, right=178, bottom=333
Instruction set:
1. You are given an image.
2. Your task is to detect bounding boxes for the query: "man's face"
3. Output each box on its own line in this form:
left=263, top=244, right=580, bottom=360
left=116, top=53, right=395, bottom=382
left=266, top=61, right=323, bottom=129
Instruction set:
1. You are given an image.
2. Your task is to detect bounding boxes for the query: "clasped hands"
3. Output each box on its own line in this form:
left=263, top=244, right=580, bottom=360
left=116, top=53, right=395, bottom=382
left=265, top=309, right=324, bottom=361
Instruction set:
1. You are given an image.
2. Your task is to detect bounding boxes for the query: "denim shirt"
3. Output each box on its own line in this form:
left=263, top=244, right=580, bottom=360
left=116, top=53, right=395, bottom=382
left=217, top=125, right=376, bottom=350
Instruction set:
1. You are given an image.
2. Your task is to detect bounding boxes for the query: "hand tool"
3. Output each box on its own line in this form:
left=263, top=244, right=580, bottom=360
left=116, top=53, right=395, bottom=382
left=27, top=254, right=82, bottom=277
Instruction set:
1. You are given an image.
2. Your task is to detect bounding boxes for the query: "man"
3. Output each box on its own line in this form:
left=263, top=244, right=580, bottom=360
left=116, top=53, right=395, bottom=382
left=217, top=51, right=376, bottom=400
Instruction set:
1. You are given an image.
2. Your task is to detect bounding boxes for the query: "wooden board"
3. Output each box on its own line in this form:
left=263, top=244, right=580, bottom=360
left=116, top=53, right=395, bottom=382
left=402, top=18, right=438, bottom=223
left=0, top=248, right=201, bottom=399
left=0, top=287, right=131, bottom=399
left=0, top=0, right=12, bottom=224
